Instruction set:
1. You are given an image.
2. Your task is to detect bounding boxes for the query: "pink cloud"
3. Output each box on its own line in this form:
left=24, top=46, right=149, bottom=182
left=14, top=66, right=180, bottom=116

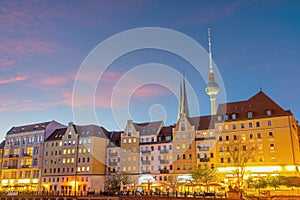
left=0, top=38, right=57, bottom=57
left=40, top=73, right=75, bottom=86
left=0, top=74, right=29, bottom=84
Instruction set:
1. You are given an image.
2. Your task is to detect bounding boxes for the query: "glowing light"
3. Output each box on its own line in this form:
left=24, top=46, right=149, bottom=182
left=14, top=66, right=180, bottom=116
left=9, top=180, right=14, bottom=184
left=217, top=166, right=282, bottom=173
left=285, top=166, right=296, bottom=171
left=32, top=179, right=39, bottom=183
left=1, top=180, right=8, bottom=184
left=18, top=179, right=30, bottom=184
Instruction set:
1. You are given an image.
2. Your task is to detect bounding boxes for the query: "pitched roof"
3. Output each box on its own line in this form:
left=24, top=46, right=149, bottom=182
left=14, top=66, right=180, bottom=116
left=107, top=131, right=122, bottom=147
left=7, top=121, right=53, bottom=135
left=188, top=115, right=216, bottom=130
left=73, top=124, right=110, bottom=138
left=217, top=91, right=291, bottom=120
left=46, top=128, right=67, bottom=141
left=133, top=121, right=163, bottom=136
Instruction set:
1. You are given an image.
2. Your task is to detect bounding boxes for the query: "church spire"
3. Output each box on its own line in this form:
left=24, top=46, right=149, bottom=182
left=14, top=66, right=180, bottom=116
left=178, top=71, right=190, bottom=119
left=205, top=28, right=219, bottom=115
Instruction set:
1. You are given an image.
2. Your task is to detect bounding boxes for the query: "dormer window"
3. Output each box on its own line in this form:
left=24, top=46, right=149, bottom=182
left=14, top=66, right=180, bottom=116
left=248, top=112, right=253, bottom=118
left=128, top=128, right=132, bottom=136
left=217, top=116, right=222, bottom=121
left=181, top=123, right=185, bottom=131
left=224, top=115, right=229, bottom=121
left=266, top=110, right=272, bottom=116
left=232, top=114, right=236, bottom=120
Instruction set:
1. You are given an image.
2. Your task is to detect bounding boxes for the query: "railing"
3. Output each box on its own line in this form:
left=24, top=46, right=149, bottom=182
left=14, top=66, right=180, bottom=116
left=141, top=170, right=150, bottom=174
left=141, top=160, right=150, bottom=165
left=109, top=162, right=118, bottom=166
left=22, top=153, right=32, bottom=157
left=141, top=150, right=151, bottom=154
left=159, top=169, right=169, bottom=174
left=7, top=165, right=18, bottom=169
left=197, top=146, right=209, bottom=151
left=199, top=158, right=210, bottom=162
left=21, top=165, right=31, bottom=168
left=159, top=149, right=169, bottom=154
left=159, top=160, right=169, bottom=164
left=109, top=152, right=118, bottom=157
left=8, top=154, right=19, bottom=158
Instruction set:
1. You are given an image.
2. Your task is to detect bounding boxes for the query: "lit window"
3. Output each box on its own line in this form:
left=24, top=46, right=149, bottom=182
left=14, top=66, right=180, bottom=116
left=123, top=139, right=126, bottom=144
left=82, top=167, right=85, bottom=172
left=87, top=167, right=90, bottom=171
left=63, top=150, right=66, bottom=155
left=176, top=144, right=180, bottom=150
left=270, top=143, right=275, bottom=150
left=133, top=138, right=136, bottom=143
left=77, top=167, right=80, bottom=172
left=182, top=144, right=186, bottom=149
left=128, top=138, right=132, bottom=143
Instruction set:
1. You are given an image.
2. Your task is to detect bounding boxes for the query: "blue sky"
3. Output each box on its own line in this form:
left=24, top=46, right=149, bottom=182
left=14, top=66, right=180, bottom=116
left=0, top=0, right=299, bottom=140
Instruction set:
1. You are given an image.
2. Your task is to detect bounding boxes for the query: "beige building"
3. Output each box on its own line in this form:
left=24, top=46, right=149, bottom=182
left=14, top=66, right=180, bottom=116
left=42, top=122, right=109, bottom=195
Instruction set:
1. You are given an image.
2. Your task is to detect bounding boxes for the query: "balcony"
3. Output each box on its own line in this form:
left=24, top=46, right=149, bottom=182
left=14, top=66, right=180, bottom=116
left=141, top=170, right=150, bottom=174
left=141, top=150, right=151, bottom=154
left=109, top=152, right=118, bottom=157
left=159, top=160, right=169, bottom=164
left=141, top=160, right=151, bottom=165
left=21, top=165, right=31, bottom=168
left=109, top=162, right=118, bottom=166
left=197, top=136, right=216, bottom=140
left=22, top=153, right=32, bottom=157
left=197, top=146, right=209, bottom=151
left=8, top=154, right=19, bottom=158
left=7, top=165, right=18, bottom=169
left=199, top=158, right=210, bottom=162
left=159, top=169, right=169, bottom=174
left=159, top=149, right=169, bottom=154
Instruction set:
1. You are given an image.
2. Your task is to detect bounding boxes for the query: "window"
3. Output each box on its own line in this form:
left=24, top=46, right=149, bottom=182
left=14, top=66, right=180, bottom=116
left=183, top=154, right=186, bottom=160
left=256, top=122, right=260, bottom=127
left=232, top=124, right=236, bottom=129
left=217, top=116, right=222, bottom=121
left=220, top=158, right=224, bottom=163
left=227, top=158, right=231, bottom=163
left=257, top=133, right=262, bottom=139
left=268, top=132, right=274, bottom=138
left=225, top=135, right=229, bottom=141
left=210, top=153, right=214, bottom=158
left=268, top=120, right=272, bottom=126
left=225, top=115, right=229, bottom=121
left=218, top=136, right=222, bottom=141
left=226, top=147, right=230, bottom=152
left=181, top=123, right=185, bottom=131
left=182, top=134, right=186, bottom=139
left=123, top=139, right=126, bottom=144
left=232, top=114, right=236, bottom=120
left=241, top=123, right=245, bottom=129
left=188, top=133, right=191, bottom=138
left=242, top=145, right=246, bottom=151
left=249, top=122, right=253, bottom=128
left=270, top=143, right=275, bottom=150
left=189, top=154, right=192, bottom=160
left=266, top=110, right=272, bottom=116
left=176, top=134, right=179, bottom=140
left=219, top=147, right=224, bottom=152
left=233, top=135, right=237, bottom=140
left=248, top=112, right=253, bottom=118
left=250, top=133, right=254, bottom=139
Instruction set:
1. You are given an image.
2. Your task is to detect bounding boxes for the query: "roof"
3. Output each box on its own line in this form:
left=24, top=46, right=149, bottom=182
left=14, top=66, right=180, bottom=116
left=46, top=128, right=67, bottom=141
left=157, top=125, right=174, bottom=143
left=107, top=131, right=122, bottom=147
left=188, top=115, right=216, bottom=130
left=0, top=140, right=5, bottom=149
left=7, top=121, right=52, bottom=135
left=73, top=124, right=110, bottom=138
left=133, top=120, right=163, bottom=136
left=217, top=91, right=291, bottom=120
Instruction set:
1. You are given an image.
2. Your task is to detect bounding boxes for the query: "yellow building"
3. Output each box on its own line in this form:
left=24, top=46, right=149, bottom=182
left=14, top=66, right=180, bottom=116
left=214, top=91, right=300, bottom=184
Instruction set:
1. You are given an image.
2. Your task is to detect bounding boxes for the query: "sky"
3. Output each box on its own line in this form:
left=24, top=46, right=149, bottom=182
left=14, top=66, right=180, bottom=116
left=0, top=0, right=299, bottom=140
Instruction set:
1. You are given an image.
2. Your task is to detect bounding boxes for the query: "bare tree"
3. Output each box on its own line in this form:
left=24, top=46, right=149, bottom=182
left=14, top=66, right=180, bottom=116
left=225, top=138, right=256, bottom=188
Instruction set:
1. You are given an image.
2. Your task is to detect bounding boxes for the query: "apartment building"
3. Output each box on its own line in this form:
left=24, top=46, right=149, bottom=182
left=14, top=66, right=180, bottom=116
left=1, top=121, right=65, bottom=192
left=42, top=122, right=110, bottom=195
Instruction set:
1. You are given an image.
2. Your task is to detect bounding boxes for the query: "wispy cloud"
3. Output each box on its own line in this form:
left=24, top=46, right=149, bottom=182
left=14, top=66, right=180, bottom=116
left=178, top=1, right=241, bottom=25
left=0, top=74, right=29, bottom=84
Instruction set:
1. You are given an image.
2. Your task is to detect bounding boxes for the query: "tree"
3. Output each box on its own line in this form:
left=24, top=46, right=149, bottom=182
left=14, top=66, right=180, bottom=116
left=105, top=173, right=132, bottom=193
left=191, top=165, right=221, bottom=184
left=267, top=176, right=285, bottom=190
left=225, top=138, right=256, bottom=188
left=284, top=176, right=300, bottom=188
left=248, top=177, right=268, bottom=191
left=167, top=174, right=179, bottom=195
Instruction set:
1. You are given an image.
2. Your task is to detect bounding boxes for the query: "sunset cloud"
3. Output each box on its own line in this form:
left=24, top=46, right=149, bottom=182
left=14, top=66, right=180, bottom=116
left=0, top=74, right=29, bottom=84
